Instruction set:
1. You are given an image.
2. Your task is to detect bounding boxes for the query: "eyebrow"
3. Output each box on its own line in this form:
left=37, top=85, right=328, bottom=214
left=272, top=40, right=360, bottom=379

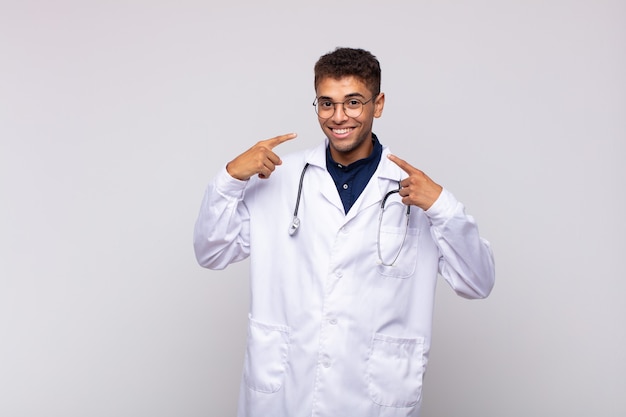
left=317, top=92, right=367, bottom=100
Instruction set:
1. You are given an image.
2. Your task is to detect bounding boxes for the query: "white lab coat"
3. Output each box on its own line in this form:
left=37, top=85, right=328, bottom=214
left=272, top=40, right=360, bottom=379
left=194, top=139, right=495, bottom=417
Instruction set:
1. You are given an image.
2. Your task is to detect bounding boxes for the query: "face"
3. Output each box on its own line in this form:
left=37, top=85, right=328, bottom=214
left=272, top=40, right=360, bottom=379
left=315, top=76, right=385, bottom=165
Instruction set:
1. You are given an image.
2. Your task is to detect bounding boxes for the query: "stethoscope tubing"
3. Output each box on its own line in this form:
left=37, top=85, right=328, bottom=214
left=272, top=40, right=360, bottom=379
left=377, top=184, right=411, bottom=266
left=288, top=163, right=310, bottom=236
left=289, top=164, right=411, bottom=267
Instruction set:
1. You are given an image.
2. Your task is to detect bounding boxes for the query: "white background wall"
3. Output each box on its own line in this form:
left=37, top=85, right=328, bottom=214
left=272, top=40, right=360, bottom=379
left=1, top=1, right=624, bottom=416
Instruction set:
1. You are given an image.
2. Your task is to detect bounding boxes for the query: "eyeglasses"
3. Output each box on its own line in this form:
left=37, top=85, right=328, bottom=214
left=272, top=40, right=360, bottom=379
left=312, top=96, right=376, bottom=119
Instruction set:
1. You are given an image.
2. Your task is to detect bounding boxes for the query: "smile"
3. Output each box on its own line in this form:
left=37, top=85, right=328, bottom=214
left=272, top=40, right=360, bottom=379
left=332, top=128, right=354, bottom=135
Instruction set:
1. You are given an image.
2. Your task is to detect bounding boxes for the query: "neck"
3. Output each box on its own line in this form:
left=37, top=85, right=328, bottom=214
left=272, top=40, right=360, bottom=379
left=329, top=136, right=374, bottom=166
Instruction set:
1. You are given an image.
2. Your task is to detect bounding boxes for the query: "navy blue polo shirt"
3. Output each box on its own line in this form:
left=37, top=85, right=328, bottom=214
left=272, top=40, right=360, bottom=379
left=326, top=134, right=383, bottom=214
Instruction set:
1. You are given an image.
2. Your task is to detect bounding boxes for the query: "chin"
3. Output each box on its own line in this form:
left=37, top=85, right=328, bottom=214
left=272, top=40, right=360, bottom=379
left=329, top=140, right=356, bottom=154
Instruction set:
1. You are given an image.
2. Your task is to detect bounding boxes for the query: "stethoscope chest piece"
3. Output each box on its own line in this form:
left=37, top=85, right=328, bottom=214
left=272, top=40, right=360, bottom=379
left=288, top=163, right=310, bottom=237
left=289, top=216, right=301, bottom=236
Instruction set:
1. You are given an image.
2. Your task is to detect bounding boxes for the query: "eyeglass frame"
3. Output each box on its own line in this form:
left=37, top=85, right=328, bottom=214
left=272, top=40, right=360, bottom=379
left=312, top=95, right=377, bottom=119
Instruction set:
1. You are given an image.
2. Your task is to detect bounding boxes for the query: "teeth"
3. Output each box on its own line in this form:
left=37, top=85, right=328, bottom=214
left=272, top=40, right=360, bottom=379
left=333, top=128, right=351, bottom=134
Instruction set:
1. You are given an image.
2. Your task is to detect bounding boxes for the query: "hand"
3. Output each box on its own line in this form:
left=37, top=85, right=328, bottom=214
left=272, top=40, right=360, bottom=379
left=226, top=133, right=297, bottom=180
left=387, top=154, right=443, bottom=211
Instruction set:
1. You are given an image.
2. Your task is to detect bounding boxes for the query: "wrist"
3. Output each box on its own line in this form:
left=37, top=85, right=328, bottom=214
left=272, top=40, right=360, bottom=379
left=226, top=162, right=250, bottom=181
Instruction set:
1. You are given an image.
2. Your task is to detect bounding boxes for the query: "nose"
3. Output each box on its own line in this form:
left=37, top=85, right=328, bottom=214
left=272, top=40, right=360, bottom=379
left=330, top=103, right=349, bottom=123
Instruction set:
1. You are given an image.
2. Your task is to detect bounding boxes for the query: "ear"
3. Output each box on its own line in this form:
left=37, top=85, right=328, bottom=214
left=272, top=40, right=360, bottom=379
left=373, top=92, right=385, bottom=118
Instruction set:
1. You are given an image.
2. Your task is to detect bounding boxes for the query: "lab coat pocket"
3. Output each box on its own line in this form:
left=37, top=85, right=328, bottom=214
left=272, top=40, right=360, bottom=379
left=244, top=316, right=291, bottom=393
left=367, top=333, right=425, bottom=408
left=377, top=224, right=419, bottom=279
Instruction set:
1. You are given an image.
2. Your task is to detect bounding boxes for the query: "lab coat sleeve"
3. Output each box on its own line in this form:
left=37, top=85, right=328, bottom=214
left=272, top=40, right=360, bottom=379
left=425, top=188, right=495, bottom=299
left=193, top=166, right=251, bottom=270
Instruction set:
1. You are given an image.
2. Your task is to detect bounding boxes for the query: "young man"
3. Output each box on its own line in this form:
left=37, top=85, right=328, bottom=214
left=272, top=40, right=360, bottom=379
left=194, top=47, right=495, bottom=417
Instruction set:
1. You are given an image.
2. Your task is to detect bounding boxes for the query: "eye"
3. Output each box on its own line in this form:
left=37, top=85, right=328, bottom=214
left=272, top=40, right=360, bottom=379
left=319, top=100, right=333, bottom=108
left=345, top=99, right=362, bottom=109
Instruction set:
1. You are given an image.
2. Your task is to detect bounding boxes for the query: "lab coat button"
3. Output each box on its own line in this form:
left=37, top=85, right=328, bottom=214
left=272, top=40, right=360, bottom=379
left=328, top=318, right=338, bottom=325
left=335, top=270, right=343, bottom=278
left=322, top=358, right=331, bottom=368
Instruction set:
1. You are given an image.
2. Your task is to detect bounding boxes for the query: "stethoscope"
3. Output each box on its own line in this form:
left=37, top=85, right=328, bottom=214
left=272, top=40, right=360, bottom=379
left=288, top=163, right=411, bottom=266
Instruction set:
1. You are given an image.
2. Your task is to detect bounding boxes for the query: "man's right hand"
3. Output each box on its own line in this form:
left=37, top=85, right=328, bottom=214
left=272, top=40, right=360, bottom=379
left=226, top=133, right=297, bottom=180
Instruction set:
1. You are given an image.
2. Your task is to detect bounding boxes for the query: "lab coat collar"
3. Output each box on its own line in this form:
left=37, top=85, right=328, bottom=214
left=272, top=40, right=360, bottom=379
left=302, top=139, right=406, bottom=220
left=302, top=139, right=328, bottom=169
left=302, top=139, right=403, bottom=180
left=303, top=139, right=343, bottom=213
left=357, top=147, right=406, bottom=218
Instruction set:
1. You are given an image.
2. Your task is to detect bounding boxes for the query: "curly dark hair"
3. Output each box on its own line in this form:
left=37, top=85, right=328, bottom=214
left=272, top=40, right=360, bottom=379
left=314, top=47, right=381, bottom=96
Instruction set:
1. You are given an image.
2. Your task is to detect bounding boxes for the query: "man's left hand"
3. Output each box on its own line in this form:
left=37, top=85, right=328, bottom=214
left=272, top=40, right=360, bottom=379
left=387, top=154, right=443, bottom=211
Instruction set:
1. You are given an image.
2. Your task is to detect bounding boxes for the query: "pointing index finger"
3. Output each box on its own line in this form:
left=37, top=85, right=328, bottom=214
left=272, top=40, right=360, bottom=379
left=266, top=132, right=298, bottom=149
left=387, top=153, right=416, bottom=174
